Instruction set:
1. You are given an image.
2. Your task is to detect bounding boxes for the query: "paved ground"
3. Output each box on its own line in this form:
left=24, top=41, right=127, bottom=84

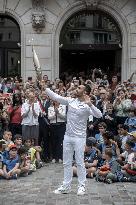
left=0, top=163, right=136, bottom=205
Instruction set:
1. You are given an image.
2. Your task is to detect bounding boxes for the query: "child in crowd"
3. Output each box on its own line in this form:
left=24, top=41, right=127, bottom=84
left=31, top=138, right=43, bottom=168
left=119, top=125, right=130, bottom=152
left=73, top=137, right=101, bottom=178
left=2, top=144, right=20, bottom=179
left=119, top=140, right=135, bottom=175
left=124, top=107, right=136, bottom=133
left=24, top=138, right=42, bottom=171
left=0, top=140, right=5, bottom=178
left=96, top=148, right=123, bottom=183
left=18, top=146, right=31, bottom=177
left=14, top=134, right=23, bottom=149
left=95, top=122, right=107, bottom=144
left=103, top=103, right=117, bottom=134
left=84, top=137, right=101, bottom=178
left=114, top=124, right=124, bottom=153
left=24, top=139, right=37, bottom=171
left=99, top=131, right=120, bottom=160
left=2, top=131, right=14, bottom=151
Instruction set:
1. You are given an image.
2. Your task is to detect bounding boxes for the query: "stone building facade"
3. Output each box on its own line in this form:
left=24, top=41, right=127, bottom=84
left=0, top=0, right=136, bottom=81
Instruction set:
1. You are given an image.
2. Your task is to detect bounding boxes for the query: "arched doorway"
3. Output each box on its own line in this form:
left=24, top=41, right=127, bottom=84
left=0, top=15, right=21, bottom=77
left=59, top=10, right=122, bottom=79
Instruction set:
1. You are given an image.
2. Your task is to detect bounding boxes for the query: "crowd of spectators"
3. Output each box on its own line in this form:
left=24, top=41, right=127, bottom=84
left=0, top=68, right=136, bottom=182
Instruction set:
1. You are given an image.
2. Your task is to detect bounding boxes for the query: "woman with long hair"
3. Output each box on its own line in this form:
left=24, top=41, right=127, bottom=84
left=8, top=92, right=22, bottom=139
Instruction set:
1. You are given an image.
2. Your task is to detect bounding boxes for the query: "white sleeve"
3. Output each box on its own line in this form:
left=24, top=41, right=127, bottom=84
left=21, top=103, right=29, bottom=116
left=34, top=103, right=40, bottom=116
left=89, top=104, right=102, bottom=118
left=58, top=105, right=66, bottom=119
left=45, top=88, right=69, bottom=105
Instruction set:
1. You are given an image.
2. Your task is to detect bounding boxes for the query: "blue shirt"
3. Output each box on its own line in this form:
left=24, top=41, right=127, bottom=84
left=3, top=155, right=19, bottom=172
left=125, top=117, right=136, bottom=132
left=95, top=133, right=104, bottom=144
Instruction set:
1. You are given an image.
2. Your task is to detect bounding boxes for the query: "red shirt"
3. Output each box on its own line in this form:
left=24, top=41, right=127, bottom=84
left=8, top=105, right=22, bottom=124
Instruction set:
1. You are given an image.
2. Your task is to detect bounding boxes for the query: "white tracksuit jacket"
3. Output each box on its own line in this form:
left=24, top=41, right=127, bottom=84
left=46, top=88, right=102, bottom=138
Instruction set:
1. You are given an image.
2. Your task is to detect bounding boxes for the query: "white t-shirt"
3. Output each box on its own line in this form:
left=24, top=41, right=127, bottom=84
left=121, top=151, right=135, bottom=164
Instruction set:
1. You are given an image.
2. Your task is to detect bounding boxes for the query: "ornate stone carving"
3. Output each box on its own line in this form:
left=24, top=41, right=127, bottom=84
left=0, top=0, right=6, bottom=13
left=31, top=0, right=46, bottom=32
left=82, top=0, right=101, bottom=8
left=32, top=12, right=45, bottom=32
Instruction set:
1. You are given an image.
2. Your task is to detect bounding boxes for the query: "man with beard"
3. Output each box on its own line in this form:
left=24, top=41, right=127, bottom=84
left=45, top=85, right=102, bottom=195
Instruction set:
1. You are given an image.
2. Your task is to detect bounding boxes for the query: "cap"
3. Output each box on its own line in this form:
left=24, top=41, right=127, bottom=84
left=86, top=137, right=97, bottom=147
left=9, top=144, right=17, bottom=150
left=0, top=139, right=6, bottom=146
left=127, top=132, right=136, bottom=138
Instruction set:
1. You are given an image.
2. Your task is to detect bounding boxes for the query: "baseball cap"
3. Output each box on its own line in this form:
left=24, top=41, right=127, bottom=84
left=9, top=144, right=17, bottom=150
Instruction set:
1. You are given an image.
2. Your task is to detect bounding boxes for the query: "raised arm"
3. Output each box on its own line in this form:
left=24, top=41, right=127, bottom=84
left=89, top=104, right=102, bottom=118
left=45, top=88, right=69, bottom=105
left=85, top=95, right=102, bottom=118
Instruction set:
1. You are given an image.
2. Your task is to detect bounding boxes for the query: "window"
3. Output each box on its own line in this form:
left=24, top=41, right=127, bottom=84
left=60, top=10, right=122, bottom=45
left=94, top=33, right=108, bottom=44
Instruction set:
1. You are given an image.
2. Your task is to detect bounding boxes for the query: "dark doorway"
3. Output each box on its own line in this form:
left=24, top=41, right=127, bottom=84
left=60, top=48, right=121, bottom=76
left=0, top=16, right=21, bottom=77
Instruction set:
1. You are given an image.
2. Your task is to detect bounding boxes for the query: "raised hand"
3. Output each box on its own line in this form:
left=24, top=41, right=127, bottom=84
left=84, top=95, right=92, bottom=107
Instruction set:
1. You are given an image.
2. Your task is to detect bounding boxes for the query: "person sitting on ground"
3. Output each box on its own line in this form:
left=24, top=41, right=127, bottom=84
left=99, top=131, right=120, bottom=161
left=18, top=146, right=31, bottom=177
left=73, top=137, right=101, bottom=178
left=14, top=134, right=23, bottom=150
left=24, top=138, right=42, bottom=171
left=31, top=138, right=43, bottom=167
left=124, top=106, right=136, bottom=133
left=95, top=148, right=123, bottom=184
left=114, top=124, right=124, bottom=153
left=95, top=122, right=107, bottom=145
left=119, top=125, right=130, bottom=152
left=2, top=144, right=20, bottom=179
left=84, top=137, right=101, bottom=178
left=2, top=131, right=14, bottom=151
left=0, top=139, right=5, bottom=178
left=119, top=140, right=135, bottom=175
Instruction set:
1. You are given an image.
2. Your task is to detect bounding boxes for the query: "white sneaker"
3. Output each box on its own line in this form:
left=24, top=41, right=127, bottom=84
left=58, top=159, right=63, bottom=163
left=52, top=159, right=56, bottom=163
left=53, top=185, right=71, bottom=194
left=77, top=185, right=85, bottom=196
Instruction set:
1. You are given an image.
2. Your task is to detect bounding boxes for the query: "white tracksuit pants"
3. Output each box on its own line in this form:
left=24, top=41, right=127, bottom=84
left=63, top=135, right=86, bottom=187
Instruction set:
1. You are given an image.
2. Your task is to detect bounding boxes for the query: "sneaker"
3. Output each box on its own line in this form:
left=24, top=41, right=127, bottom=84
left=52, top=159, right=56, bottom=163
left=58, top=159, right=63, bottom=163
left=12, top=174, right=18, bottom=179
left=53, top=185, right=71, bottom=194
left=77, top=185, right=85, bottom=196
left=106, top=178, right=113, bottom=184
